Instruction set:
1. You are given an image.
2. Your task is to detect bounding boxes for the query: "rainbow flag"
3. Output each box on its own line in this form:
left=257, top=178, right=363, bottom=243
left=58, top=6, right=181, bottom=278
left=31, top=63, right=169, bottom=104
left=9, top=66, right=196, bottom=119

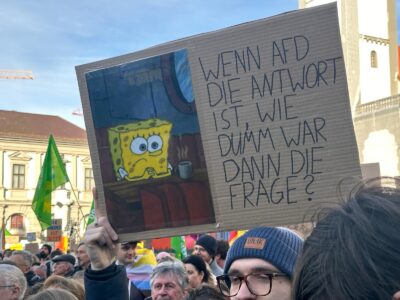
left=229, top=230, right=247, bottom=245
left=126, top=247, right=157, bottom=291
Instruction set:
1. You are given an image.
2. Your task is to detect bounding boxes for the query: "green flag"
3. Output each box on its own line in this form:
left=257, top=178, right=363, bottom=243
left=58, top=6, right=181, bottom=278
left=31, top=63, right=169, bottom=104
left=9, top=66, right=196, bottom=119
left=0, top=227, right=11, bottom=236
left=0, top=224, right=11, bottom=250
left=86, top=200, right=95, bottom=227
left=171, top=236, right=187, bottom=260
left=32, top=135, right=69, bottom=230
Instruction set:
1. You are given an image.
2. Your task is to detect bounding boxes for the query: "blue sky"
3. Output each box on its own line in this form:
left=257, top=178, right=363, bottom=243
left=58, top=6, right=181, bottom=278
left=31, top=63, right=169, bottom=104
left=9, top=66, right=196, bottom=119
left=1, top=0, right=398, bottom=129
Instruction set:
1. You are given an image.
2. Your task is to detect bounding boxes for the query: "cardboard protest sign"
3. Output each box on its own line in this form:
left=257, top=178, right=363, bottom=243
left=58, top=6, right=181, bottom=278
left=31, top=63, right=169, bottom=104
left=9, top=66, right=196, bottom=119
left=361, top=163, right=380, bottom=180
left=27, top=232, right=37, bottom=242
left=5, top=235, right=19, bottom=244
left=47, top=219, right=62, bottom=242
left=76, top=3, right=361, bottom=241
left=25, top=243, right=39, bottom=254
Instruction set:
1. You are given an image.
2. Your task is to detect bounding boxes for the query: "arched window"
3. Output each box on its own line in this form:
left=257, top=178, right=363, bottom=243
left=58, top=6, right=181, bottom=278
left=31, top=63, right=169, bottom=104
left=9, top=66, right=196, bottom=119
left=10, top=214, right=24, bottom=229
left=371, top=51, right=378, bottom=68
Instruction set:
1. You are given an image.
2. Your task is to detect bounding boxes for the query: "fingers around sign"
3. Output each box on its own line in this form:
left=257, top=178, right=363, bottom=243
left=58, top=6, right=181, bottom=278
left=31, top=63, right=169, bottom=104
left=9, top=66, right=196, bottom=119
left=85, top=223, right=115, bottom=249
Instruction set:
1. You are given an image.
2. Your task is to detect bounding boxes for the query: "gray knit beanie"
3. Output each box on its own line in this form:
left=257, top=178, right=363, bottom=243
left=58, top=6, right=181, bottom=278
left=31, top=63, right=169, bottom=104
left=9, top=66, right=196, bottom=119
left=224, top=227, right=303, bottom=278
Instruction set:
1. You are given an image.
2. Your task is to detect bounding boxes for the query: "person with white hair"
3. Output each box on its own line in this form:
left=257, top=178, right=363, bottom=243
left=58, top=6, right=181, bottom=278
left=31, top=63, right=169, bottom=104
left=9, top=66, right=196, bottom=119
left=150, top=261, right=189, bottom=300
left=9, top=250, right=42, bottom=286
left=0, top=263, right=28, bottom=300
left=51, top=254, right=76, bottom=278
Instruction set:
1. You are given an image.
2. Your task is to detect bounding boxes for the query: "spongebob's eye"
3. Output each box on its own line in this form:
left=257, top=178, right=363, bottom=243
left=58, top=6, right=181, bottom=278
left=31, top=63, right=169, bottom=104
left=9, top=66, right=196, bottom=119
left=147, top=135, right=163, bottom=152
left=131, top=137, right=147, bottom=154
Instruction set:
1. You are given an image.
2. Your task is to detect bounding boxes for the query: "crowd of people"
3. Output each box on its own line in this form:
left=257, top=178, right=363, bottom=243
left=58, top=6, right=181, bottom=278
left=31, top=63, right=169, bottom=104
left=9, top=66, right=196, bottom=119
left=1, top=177, right=399, bottom=299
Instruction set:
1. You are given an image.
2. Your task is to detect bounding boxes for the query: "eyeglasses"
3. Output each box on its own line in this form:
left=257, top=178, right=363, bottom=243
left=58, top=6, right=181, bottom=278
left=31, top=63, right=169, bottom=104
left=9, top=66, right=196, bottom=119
left=217, top=272, right=288, bottom=297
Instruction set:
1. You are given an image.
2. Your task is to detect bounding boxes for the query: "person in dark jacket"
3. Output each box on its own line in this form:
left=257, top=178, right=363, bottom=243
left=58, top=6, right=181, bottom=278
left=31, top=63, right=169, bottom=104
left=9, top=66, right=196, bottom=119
left=193, top=235, right=223, bottom=276
left=75, top=242, right=91, bottom=271
left=39, top=244, right=52, bottom=260
left=116, top=241, right=146, bottom=299
left=83, top=188, right=136, bottom=300
left=215, top=240, right=229, bottom=269
left=52, top=254, right=76, bottom=278
left=37, top=244, right=52, bottom=277
left=9, top=250, right=42, bottom=287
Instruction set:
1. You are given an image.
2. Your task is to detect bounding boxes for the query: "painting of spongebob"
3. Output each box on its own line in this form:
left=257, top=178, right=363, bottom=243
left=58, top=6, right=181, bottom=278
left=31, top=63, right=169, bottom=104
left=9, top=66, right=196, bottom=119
left=108, top=118, right=172, bottom=181
left=85, top=48, right=216, bottom=234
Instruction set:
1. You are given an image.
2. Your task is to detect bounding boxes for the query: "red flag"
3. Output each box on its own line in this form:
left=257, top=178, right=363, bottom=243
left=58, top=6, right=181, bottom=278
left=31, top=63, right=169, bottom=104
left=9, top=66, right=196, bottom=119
left=229, top=231, right=238, bottom=244
left=229, top=230, right=247, bottom=245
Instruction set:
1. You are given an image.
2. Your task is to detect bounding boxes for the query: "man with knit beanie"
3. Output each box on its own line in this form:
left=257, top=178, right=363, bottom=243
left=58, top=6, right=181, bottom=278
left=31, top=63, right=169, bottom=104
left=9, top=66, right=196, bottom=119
left=216, top=227, right=303, bottom=300
left=193, top=235, right=223, bottom=276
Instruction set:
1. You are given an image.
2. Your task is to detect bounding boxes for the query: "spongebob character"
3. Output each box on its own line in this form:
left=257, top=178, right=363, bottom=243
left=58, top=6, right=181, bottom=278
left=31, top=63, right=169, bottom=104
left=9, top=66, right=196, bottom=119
left=108, top=118, right=173, bottom=182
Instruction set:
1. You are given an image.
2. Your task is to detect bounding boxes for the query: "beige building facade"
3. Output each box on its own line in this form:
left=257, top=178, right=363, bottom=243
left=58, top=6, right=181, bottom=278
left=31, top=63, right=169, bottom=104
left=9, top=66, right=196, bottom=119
left=300, top=0, right=400, bottom=178
left=0, top=110, right=93, bottom=248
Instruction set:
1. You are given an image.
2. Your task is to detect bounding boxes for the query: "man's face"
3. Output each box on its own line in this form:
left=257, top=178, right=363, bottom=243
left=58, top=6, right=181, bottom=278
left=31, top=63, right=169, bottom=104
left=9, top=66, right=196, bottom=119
left=9, top=254, right=29, bottom=274
left=52, top=261, right=71, bottom=276
left=193, top=245, right=212, bottom=264
left=76, top=244, right=90, bottom=269
left=40, top=247, right=49, bottom=255
left=116, top=243, right=137, bottom=266
left=227, top=258, right=291, bottom=300
left=151, top=273, right=185, bottom=300
left=0, top=278, right=19, bottom=300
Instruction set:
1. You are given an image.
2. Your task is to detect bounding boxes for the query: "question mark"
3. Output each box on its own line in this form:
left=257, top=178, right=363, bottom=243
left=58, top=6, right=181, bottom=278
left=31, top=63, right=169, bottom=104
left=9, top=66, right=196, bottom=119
left=304, top=174, right=315, bottom=201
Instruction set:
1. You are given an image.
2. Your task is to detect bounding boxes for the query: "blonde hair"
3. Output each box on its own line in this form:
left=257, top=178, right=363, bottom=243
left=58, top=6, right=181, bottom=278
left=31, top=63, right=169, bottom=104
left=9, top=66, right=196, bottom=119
left=43, top=276, right=85, bottom=300
left=27, top=288, right=78, bottom=300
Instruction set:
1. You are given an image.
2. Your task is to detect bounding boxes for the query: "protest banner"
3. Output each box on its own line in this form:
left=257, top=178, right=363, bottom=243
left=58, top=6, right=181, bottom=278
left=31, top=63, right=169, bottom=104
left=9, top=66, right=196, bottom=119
left=5, top=235, right=19, bottom=244
left=361, top=163, right=380, bottom=179
left=76, top=3, right=361, bottom=241
left=47, top=219, right=62, bottom=242
left=25, top=243, right=39, bottom=254
left=27, top=232, right=36, bottom=242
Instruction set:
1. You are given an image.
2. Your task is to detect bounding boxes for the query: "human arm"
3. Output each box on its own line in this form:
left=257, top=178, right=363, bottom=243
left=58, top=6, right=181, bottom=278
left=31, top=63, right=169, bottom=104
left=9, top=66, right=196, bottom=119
left=84, top=187, right=119, bottom=270
left=84, top=188, right=129, bottom=300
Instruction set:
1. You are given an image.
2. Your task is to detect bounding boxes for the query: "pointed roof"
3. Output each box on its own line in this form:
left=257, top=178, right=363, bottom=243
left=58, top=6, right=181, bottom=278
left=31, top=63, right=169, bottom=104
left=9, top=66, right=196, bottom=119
left=0, top=110, right=87, bottom=142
